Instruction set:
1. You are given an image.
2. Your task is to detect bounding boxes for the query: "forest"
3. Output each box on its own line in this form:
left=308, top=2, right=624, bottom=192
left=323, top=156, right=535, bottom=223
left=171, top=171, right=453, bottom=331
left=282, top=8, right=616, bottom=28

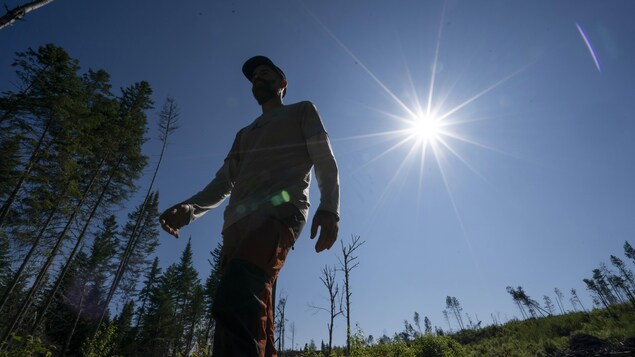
left=2, top=44, right=635, bottom=356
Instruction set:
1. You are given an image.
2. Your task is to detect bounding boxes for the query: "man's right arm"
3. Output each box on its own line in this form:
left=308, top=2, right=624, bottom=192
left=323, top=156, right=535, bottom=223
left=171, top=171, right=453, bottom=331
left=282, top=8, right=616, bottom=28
left=160, top=133, right=241, bottom=238
left=179, top=156, right=236, bottom=223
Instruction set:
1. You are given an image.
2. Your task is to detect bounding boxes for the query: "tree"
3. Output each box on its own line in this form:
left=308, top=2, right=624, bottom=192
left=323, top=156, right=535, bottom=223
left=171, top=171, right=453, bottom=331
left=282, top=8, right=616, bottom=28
left=413, top=312, right=421, bottom=336
left=611, top=255, right=635, bottom=290
left=183, top=284, right=205, bottom=356
left=201, top=242, right=222, bottom=350
left=609, top=255, right=635, bottom=306
left=625, top=241, right=635, bottom=264
left=445, top=296, right=465, bottom=330
left=310, top=265, right=343, bottom=355
left=111, top=300, right=135, bottom=356
left=424, top=316, right=432, bottom=335
left=0, top=0, right=54, bottom=30
left=554, top=288, right=566, bottom=314
left=137, top=264, right=178, bottom=356
left=543, top=295, right=555, bottom=315
left=570, top=288, right=587, bottom=313
left=135, top=256, right=161, bottom=331
left=289, top=322, right=296, bottom=351
left=32, top=215, right=119, bottom=355
left=337, top=234, right=364, bottom=354
left=172, top=238, right=202, bottom=356
left=275, top=293, right=288, bottom=353
left=398, top=319, right=415, bottom=342
left=95, top=95, right=179, bottom=335
left=583, top=269, right=619, bottom=318
left=442, top=309, right=452, bottom=332
left=506, top=286, right=549, bottom=319
left=1, top=47, right=148, bottom=345
left=95, top=190, right=160, bottom=335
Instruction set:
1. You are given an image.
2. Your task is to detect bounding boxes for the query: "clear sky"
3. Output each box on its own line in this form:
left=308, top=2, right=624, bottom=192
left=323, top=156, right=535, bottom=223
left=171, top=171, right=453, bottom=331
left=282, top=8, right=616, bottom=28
left=2, top=0, right=635, bottom=349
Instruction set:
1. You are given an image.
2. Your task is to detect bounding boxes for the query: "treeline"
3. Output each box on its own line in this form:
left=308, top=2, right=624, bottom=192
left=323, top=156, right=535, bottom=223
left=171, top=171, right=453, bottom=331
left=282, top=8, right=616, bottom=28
left=0, top=44, right=219, bottom=356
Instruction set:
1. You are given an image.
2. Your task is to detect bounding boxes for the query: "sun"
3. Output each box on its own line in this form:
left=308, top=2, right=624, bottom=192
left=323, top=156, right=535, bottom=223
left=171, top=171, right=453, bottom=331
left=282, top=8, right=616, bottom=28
left=408, top=114, right=442, bottom=143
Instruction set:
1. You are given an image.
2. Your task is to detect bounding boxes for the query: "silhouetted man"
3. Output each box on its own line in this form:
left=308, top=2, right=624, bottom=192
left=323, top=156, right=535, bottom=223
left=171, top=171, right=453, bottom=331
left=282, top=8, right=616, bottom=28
left=159, top=56, right=340, bottom=357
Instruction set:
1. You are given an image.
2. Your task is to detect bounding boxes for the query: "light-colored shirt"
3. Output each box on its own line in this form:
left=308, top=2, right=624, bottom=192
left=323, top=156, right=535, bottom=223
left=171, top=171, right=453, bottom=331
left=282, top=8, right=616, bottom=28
left=181, top=101, right=340, bottom=232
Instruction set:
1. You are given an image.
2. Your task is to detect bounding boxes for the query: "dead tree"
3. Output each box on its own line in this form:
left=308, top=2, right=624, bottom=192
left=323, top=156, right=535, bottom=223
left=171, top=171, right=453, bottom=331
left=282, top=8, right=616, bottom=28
left=337, top=234, right=364, bottom=354
left=275, top=293, right=287, bottom=354
left=309, top=265, right=343, bottom=356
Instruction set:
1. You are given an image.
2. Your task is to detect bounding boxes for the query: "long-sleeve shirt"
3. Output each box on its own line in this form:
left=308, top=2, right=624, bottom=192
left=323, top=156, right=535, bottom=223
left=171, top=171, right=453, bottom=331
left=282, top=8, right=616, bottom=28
left=180, top=101, right=340, bottom=232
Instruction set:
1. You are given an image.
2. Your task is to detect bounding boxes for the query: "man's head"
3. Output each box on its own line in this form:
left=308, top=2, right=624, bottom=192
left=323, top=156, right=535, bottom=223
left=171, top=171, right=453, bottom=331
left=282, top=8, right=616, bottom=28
left=242, top=56, right=287, bottom=105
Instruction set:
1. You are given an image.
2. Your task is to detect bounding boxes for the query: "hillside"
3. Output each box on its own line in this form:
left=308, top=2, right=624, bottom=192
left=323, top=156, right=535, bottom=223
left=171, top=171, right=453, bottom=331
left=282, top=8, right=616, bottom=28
left=294, top=304, right=635, bottom=357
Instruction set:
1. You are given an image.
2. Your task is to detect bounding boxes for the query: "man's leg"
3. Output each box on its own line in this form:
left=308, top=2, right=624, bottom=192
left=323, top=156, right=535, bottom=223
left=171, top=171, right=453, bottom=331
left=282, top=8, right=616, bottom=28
left=212, top=215, right=296, bottom=357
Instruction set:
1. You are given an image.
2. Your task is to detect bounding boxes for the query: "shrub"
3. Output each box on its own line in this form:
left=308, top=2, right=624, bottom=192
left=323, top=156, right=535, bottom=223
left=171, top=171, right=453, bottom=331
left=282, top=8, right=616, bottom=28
left=412, top=335, right=466, bottom=357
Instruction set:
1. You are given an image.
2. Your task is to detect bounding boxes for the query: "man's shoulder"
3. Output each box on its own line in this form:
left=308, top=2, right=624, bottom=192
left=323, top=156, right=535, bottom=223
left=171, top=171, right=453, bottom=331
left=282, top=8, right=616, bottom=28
left=285, top=100, right=317, bottom=111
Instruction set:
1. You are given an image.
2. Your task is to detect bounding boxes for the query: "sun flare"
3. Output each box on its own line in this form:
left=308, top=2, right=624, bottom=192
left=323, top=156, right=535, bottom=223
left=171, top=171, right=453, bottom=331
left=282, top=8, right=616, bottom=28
left=409, top=114, right=442, bottom=143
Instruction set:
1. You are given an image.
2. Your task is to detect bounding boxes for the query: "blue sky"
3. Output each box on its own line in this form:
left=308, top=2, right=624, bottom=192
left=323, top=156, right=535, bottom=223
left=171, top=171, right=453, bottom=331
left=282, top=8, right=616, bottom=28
left=2, top=0, right=635, bottom=348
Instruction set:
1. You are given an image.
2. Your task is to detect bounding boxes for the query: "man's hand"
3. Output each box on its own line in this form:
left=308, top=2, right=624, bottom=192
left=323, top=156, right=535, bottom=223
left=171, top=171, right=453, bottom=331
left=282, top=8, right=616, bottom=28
left=310, top=210, right=339, bottom=252
left=159, top=204, right=190, bottom=239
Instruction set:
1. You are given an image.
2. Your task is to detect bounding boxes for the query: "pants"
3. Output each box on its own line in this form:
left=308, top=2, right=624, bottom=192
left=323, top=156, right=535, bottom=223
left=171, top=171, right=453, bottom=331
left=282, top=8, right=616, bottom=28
left=212, top=213, right=297, bottom=357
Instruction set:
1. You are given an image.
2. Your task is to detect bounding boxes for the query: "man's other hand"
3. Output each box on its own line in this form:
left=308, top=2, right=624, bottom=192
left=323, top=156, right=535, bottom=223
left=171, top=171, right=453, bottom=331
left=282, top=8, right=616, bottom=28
left=159, top=204, right=190, bottom=238
left=310, top=210, right=339, bottom=252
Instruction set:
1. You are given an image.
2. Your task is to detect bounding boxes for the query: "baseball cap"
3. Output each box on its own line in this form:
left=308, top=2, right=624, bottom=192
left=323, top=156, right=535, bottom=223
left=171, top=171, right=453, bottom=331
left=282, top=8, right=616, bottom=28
left=242, top=55, right=286, bottom=82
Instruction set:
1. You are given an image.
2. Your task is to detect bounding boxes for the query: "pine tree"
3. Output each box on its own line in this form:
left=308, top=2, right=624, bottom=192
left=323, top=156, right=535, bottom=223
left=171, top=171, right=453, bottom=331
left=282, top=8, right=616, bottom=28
left=0, top=46, right=145, bottom=343
left=625, top=241, right=635, bottom=264
left=138, top=264, right=178, bottom=356
left=445, top=296, right=465, bottom=330
left=42, top=216, right=119, bottom=355
left=570, top=288, right=587, bottom=313
left=202, top=242, right=222, bottom=349
left=413, top=312, right=421, bottom=336
left=554, top=288, right=566, bottom=314
left=96, top=191, right=160, bottom=334
left=424, top=316, right=432, bottom=335
left=172, top=238, right=202, bottom=356
left=135, top=257, right=161, bottom=331
left=543, top=295, right=555, bottom=315
left=112, top=300, right=136, bottom=356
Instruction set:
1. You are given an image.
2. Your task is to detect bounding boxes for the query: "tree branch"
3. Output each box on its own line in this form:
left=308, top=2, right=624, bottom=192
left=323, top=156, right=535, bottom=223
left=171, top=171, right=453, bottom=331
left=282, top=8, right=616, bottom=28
left=0, top=0, right=54, bottom=30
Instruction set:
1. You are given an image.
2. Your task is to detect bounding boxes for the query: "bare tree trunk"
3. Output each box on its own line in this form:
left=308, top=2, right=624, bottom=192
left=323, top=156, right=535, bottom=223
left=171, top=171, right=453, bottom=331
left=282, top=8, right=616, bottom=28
left=0, top=0, right=54, bottom=30
left=276, top=294, right=287, bottom=354
left=323, top=266, right=341, bottom=356
left=338, top=235, right=364, bottom=354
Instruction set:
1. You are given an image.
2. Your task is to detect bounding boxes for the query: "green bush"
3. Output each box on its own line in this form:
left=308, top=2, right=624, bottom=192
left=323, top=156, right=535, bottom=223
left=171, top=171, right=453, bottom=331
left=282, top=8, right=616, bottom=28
left=412, top=335, right=466, bottom=357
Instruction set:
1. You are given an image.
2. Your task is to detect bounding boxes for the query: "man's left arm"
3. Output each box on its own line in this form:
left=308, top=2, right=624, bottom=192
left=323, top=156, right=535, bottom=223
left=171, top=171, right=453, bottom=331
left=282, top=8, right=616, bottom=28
left=306, top=132, right=340, bottom=252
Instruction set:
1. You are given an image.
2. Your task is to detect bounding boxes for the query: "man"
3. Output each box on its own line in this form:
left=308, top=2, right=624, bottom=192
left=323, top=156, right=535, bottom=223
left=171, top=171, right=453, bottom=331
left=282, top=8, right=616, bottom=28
left=159, top=56, right=340, bottom=356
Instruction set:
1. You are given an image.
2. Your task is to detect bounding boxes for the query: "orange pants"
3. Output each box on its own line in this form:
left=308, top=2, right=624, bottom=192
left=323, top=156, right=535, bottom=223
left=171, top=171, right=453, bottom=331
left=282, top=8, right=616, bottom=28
left=212, top=213, right=297, bottom=357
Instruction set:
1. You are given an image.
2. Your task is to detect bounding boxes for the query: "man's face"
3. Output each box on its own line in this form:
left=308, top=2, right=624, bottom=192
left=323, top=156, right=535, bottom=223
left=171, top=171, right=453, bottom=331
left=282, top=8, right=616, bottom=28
left=251, top=65, right=286, bottom=105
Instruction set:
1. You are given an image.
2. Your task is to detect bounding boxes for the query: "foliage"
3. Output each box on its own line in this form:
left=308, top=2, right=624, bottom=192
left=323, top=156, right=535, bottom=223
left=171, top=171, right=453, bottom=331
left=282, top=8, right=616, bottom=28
left=454, top=304, right=635, bottom=356
left=0, top=334, right=53, bottom=357
left=81, top=323, right=119, bottom=357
